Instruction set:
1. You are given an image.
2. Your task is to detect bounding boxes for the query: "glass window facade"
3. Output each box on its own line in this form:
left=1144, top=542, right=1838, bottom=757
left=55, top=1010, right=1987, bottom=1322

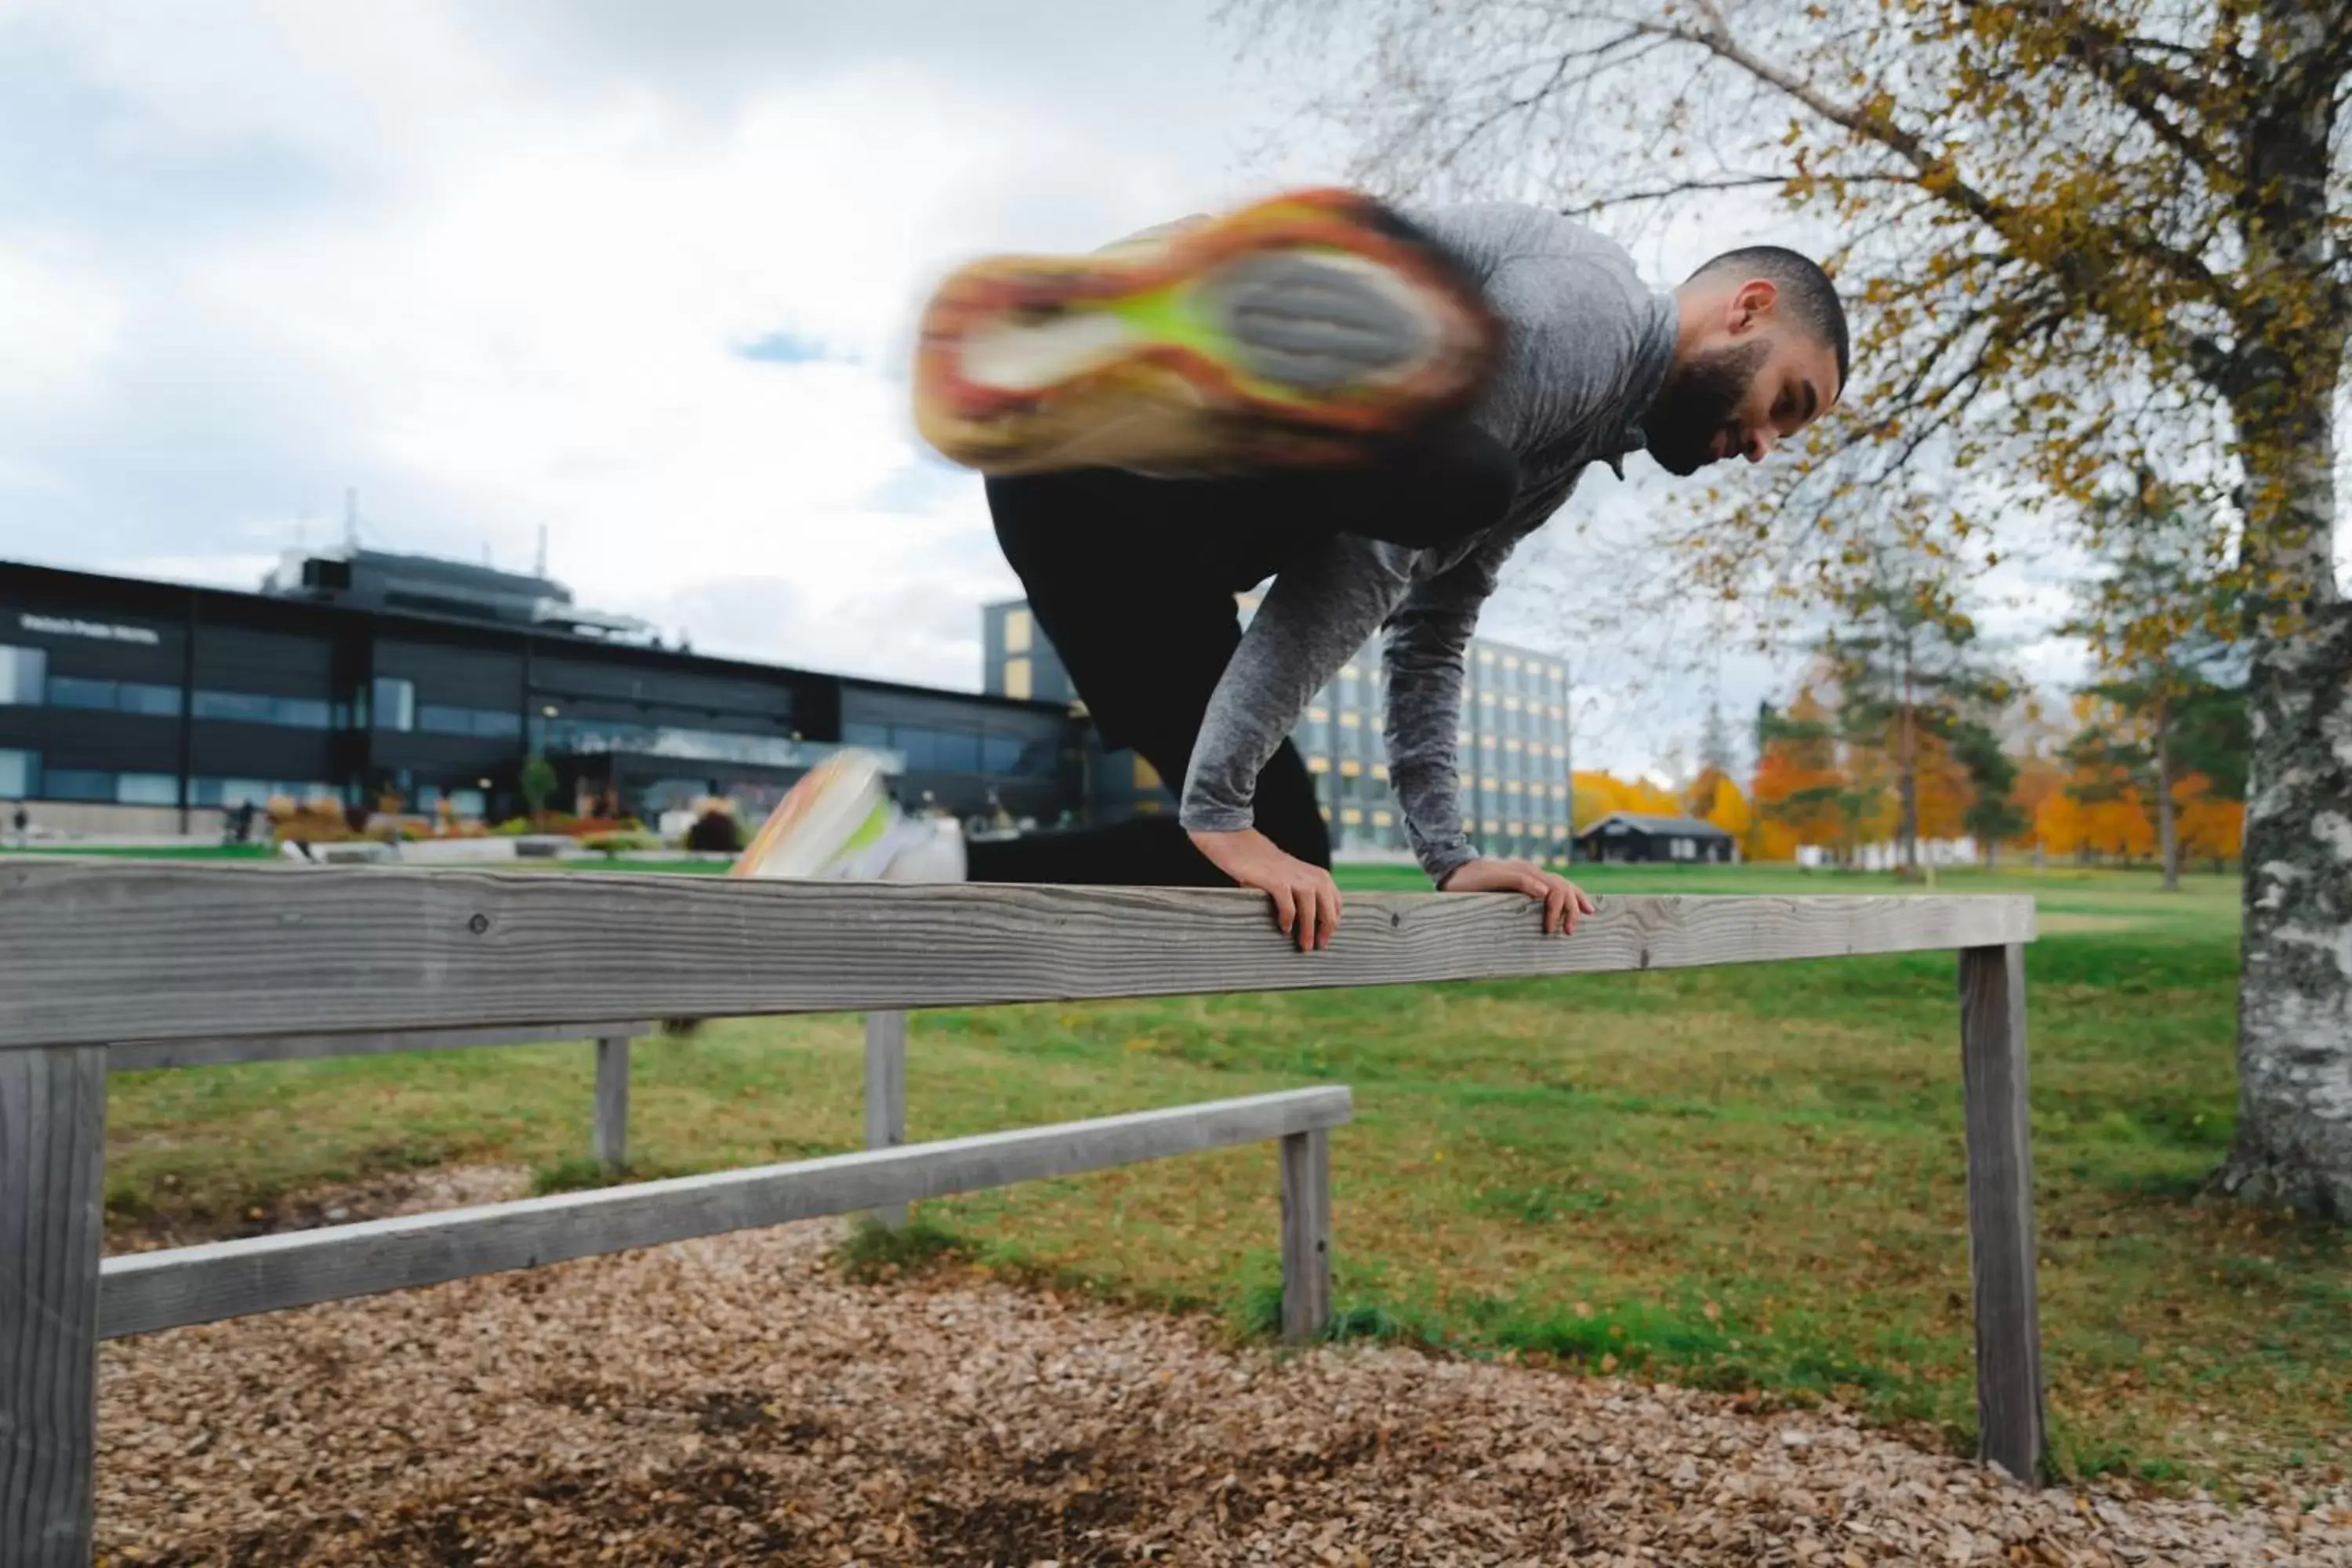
left=122, top=682, right=183, bottom=715
left=0, top=644, right=48, bottom=705
left=190, top=777, right=335, bottom=807
left=843, top=720, right=1055, bottom=778
left=419, top=704, right=522, bottom=739
left=42, top=769, right=115, bottom=801
left=373, top=677, right=416, bottom=732
left=117, top=772, right=179, bottom=806
left=191, top=690, right=332, bottom=729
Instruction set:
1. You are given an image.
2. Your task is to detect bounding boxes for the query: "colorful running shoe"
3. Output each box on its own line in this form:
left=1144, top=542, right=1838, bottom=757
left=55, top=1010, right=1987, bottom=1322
left=911, top=187, right=1501, bottom=477
left=728, top=750, right=967, bottom=882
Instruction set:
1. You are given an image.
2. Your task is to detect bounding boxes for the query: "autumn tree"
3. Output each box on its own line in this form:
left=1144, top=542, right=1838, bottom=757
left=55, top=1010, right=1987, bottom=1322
left=2065, top=470, right=2249, bottom=888
left=1685, top=766, right=1755, bottom=843
left=2173, top=772, right=2248, bottom=870
left=1235, top=0, right=2352, bottom=1216
left=1816, top=539, right=2012, bottom=873
left=2065, top=682, right=2242, bottom=885
left=1750, top=688, right=1846, bottom=855
left=1570, top=769, right=1625, bottom=830
left=2009, top=753, right=2065, bottom=862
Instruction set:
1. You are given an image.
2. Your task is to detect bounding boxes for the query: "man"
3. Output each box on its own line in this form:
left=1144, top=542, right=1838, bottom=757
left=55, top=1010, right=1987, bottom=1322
left=735, top=192, right=1848, bottom=950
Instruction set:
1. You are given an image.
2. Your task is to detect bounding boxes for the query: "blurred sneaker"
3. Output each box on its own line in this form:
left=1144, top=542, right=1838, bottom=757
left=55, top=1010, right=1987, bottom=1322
left=728, top=751, right=968, bottom=883
left=912, top=186, right=1501, bottom=477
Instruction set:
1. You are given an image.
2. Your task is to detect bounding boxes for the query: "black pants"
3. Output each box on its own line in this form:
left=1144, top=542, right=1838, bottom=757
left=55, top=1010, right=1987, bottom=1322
left=964, top=427, right=1519, bottom=888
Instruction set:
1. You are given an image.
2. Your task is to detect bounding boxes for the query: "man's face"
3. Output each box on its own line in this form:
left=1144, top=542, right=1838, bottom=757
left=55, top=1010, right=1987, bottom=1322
left=1646, top=298, right=1841, bottom=477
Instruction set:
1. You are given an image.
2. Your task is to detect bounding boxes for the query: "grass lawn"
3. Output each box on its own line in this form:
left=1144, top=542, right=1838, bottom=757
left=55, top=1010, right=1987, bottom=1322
left=98, top=860, right=2347, bottom=1492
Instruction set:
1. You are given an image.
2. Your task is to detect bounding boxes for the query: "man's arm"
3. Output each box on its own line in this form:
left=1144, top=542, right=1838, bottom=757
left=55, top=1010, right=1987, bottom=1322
left=1179, top=535, right=1415, bottom=835
left=1177, top=535, right=1416, bottom=949
left=1381, top=539, right=1509, bottom=886
left=1382, top=541, right=1596, bottom=934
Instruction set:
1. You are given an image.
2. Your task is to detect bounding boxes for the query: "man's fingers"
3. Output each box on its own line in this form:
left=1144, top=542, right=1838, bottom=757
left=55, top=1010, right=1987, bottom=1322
left=1319, top=879, right=1342, bottom=952
left=1294, top=880, right=1320, bottom=952
left=1546, top=880, right=1570, bottom=936
left=1576, top=886, right=1598, bottom=914
left=1269, top=883, right=1297, bottom=936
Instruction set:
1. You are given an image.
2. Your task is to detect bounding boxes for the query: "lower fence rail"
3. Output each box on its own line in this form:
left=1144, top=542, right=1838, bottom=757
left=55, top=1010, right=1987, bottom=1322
left=97, top=1086, right=1352, bottom=1339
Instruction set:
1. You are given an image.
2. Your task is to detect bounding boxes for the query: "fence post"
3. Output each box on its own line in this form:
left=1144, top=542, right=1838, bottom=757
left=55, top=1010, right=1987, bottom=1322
left=1279, top=1127, right=1332, bottom=1341
left=1958, top=943, right=2046, bottom=1484
left=1, top=1044, right=107, bottom=1566
left=864, top=1012, right=909, bottom=1229
left=593, top=1036, right=631, bottom=1174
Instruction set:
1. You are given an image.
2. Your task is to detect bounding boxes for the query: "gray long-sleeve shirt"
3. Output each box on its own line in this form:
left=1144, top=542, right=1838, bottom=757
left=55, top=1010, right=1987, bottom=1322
left=1174, top=203, right=1681, bottom=884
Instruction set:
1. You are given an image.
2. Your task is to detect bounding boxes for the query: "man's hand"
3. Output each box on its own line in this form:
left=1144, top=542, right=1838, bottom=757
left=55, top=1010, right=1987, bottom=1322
left=1439, top=858, right=1597, bottom=935
left=1189, top=828, right=1342, bottom=952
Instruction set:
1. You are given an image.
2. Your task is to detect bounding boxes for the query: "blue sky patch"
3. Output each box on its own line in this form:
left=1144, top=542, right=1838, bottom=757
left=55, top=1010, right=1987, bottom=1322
left=737, top=330, right=837, bottom=365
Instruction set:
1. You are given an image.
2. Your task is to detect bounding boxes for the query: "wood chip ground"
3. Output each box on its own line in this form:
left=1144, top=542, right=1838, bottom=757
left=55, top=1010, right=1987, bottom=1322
left=97, top=1170, right=2350, bottom=1566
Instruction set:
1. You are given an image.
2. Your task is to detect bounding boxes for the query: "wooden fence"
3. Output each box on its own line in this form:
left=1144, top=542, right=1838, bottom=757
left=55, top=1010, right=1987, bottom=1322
left=0, top=862, right=2041, bottom=1565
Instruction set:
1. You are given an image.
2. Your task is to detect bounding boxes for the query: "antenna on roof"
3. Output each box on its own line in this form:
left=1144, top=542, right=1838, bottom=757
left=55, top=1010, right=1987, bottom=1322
left=535, top=522, right=548, bottom=579
left=344, top=488, right=359, bottom=551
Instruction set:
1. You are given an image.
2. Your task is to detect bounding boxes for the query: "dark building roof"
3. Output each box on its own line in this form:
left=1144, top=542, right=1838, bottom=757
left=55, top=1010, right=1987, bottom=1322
left=263, top=546, right=656, bottom=641
left=5, top=556, right=1067, bottom=720
left=1577, top=811, right=1733, bottom=840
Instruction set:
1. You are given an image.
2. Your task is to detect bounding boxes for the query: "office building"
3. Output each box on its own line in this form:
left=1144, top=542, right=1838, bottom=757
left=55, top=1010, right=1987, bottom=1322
left=1, top=552, right=1080, bottom=837
left=982, top=595, right=1573, bottom=862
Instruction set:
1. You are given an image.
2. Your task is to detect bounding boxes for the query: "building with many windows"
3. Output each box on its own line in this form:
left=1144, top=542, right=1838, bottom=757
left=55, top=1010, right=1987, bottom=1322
left=0, top=554, right=1081, bottom=837
left=981, top=596, right=1573, bottom=862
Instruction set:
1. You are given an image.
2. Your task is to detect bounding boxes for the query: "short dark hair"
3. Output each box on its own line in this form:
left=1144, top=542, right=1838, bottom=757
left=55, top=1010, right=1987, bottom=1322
left=1688, top=245, right=1849, bottom=392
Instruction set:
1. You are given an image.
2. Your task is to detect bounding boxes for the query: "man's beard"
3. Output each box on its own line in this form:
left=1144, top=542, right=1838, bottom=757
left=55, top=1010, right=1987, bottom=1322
left=1644, top=338, right=1773, bottom=477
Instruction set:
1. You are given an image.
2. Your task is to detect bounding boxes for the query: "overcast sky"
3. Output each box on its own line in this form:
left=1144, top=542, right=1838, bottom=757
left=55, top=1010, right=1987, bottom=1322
left=5, top=0, right=2301, bottom=778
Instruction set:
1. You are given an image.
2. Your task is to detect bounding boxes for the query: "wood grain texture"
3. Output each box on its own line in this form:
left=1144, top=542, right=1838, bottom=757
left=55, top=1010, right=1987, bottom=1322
left=1279, top=1127, right=1332, bottom=1342
left=107, top=1020, right=655, bottom=1073
left=1959, top=944, right=2047, bottom=1485
left=863, top=1012, right=909, bottom=1230
left=99, top=1087, right=1353, bottom=1339
left=593, top=1036, right=630, bottom=1173
left=0, top=863, right=2036, bottom=1050
left=1, top=1045, right=107, bottom=1566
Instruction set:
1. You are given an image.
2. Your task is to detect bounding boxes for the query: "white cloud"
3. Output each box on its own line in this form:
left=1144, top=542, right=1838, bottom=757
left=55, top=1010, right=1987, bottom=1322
left=0, top=234, right=125, bottom=408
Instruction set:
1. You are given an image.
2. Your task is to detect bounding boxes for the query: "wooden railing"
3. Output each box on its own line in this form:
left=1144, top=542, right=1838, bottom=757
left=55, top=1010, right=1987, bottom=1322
left=0, top=862, right=2042, bottom=1566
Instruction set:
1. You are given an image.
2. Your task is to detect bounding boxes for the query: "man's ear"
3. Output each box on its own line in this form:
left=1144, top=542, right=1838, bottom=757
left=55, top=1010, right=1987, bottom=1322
left=1726, top=278, right=1780, bottom=335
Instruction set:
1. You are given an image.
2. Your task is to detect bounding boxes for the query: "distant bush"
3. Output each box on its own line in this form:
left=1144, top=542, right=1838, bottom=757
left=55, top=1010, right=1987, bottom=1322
left=684, top=808, right=742, bottom=854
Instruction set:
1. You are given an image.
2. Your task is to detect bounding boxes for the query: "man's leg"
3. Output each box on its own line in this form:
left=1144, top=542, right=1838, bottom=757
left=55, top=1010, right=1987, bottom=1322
left=966, top=466, right=1330, bottom=887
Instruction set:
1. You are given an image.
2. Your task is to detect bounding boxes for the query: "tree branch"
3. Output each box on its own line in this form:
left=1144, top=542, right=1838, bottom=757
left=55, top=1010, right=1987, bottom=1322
left=1985, top=0, right=2231, bottom=175
left=1632, top=12, right=2245, bottom=383
left=1557, top=172, right=1795, bottom=213
left=1432, top=30, right=1659, bottom=177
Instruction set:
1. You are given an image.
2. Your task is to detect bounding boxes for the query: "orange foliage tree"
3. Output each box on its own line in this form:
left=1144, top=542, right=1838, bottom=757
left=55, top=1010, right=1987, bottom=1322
left=1686, top=770, right=1755, bottom=845
left=2009, top=756, right=2066, bottom=861
left=1749, top=689, right=1845, bottom=861
left=2174, top=772, right=2247, bottom=872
